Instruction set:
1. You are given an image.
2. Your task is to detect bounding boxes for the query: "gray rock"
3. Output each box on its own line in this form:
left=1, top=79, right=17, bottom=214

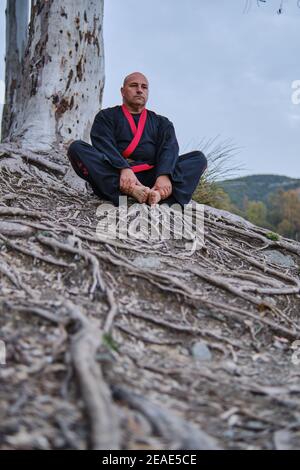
left=273, top=429, right=293, bottom=450
left=191, top=341, right=212, bottom=361
left=0, top=221, right=34, bottom=237
left=196, top=309, right=208, bottom=318
left=244, top=420, right=266, bottom=431
left=263, top=250, right=295, bottom=268
left=132, top=256, right=161, bottom=269
left=62, top=167, right=87, bottom=192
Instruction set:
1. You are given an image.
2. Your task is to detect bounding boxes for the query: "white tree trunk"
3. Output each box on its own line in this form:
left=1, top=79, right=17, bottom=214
left=3, top=0, right=105, bottom=152
left=1, top=0, right=29, bottom=141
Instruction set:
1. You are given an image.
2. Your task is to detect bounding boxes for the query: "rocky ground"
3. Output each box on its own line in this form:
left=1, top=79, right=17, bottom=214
left=0, top=143, right=300, bottom=450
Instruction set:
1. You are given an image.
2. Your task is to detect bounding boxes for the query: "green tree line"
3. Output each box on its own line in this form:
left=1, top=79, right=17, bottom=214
left=194, top=183, right=300, bottom=241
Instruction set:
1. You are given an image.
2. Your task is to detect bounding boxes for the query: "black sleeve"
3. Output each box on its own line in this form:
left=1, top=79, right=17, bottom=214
left=155, top=119, right=180, bottom=178
left=90, top=110, right=131, bottom=170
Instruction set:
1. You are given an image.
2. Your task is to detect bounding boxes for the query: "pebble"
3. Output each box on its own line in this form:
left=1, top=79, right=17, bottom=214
left=190, top=341, right=212, bottom=361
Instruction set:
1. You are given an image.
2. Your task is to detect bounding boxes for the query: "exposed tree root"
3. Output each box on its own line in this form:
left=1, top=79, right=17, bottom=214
left=62, top=300, right=121, bottom=450
left=1, top=145, right=300, bottom=450
left=111, top=385, right=221, bottom=450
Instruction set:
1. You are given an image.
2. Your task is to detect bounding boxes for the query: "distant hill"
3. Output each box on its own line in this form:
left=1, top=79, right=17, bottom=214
left=218, top=174, right=300, bottom=210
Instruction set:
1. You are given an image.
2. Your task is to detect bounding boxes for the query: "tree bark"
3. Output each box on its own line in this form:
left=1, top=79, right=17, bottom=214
left=1, top=0, right=29, bottom=142
left=2, top=0, right=105, bottom=152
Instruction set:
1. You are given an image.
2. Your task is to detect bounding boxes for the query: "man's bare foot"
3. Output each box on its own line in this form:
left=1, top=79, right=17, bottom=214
left=127, top=184, right=150, bottom=203
left=147, top=189, right=162, bottom=205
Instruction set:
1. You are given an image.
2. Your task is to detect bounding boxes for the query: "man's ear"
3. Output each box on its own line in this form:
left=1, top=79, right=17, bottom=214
left=120, top=87, right=124, bottom=97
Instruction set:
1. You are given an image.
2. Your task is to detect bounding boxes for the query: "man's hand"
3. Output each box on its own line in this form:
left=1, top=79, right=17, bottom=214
left=153, top=175, right=172, bottom=199
left=120, top=168, right=140, bottom=193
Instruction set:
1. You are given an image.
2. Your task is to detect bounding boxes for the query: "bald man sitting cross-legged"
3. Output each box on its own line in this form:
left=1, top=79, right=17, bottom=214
left=67, top=72, right=207, bottom=207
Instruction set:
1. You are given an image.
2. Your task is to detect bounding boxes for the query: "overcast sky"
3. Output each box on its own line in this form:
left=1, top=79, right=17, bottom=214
left=0, top=0, right=299, bottom=179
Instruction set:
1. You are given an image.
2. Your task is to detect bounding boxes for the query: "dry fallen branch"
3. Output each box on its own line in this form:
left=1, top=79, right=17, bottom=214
left=111, top=385, right=221, bottom=450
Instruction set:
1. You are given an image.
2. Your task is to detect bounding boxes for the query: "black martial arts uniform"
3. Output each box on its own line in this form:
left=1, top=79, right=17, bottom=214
left=67, top=105, right=207, bottom=207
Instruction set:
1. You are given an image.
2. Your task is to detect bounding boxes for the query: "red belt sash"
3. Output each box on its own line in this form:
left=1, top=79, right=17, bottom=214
left=121, top=104, right=154, bottom=173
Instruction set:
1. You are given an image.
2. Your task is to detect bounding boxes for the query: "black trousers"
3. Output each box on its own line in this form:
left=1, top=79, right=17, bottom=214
left=67, top=140, right=207, bottom=207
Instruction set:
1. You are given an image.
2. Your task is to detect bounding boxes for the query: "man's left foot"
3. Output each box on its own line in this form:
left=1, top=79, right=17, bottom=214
left=127, top=184, right=151, bottom=203
left=147, top=189, right=162, bottom=205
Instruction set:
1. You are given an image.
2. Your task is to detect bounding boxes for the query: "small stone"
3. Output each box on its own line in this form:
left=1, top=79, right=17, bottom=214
left=228, top=414, right=240, bottom=427
left=264, top=296, right=277, bottom=307
left=263, top=250, right=295, bottom=268
left=196, top=309, right=208, bottom=317
left=252, top=353, right=271, bottom=363
left=273, top=429, right=293, bottom=450
left=132, top=256, right=161, bottom=269
left=190, top=341, right=212, bottom=361
left=0, top=221, right=34, bottom=237
left=223, top=429, right=235, bottom=439
left=245, top=420, right=266, bottom=431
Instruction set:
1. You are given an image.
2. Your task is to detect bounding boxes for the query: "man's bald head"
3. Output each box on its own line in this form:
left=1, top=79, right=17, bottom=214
left=121, top=72, right=149, bottom=113
left=123, top=72, right=149, bottom=87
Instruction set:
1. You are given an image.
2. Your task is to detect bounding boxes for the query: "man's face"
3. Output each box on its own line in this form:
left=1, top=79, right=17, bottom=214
left=121, top=74, right=149, bottom=109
